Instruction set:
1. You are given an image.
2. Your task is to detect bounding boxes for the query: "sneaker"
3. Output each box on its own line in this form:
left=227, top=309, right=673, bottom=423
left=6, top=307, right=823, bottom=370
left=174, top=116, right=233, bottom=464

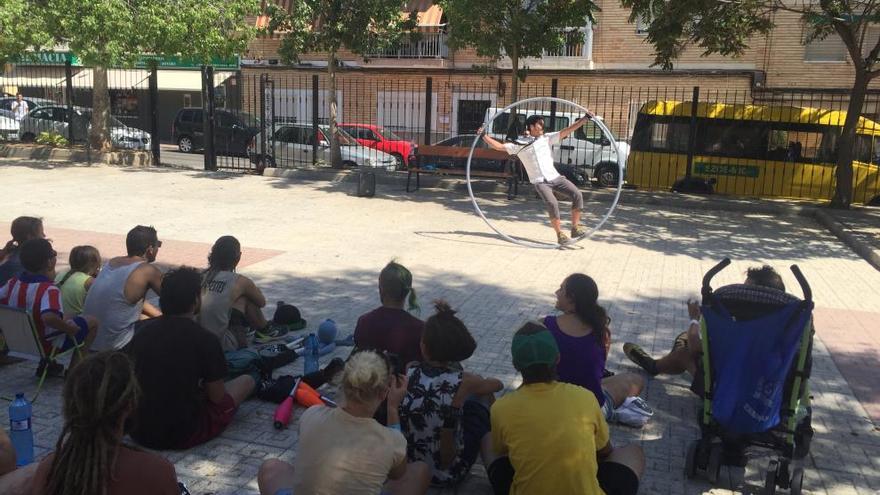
left=614, top=396, right=654, bottom=427
left=672, top=331, right=689, bottom=352
left=254, top=324, right=290, bottom=344
left=571, top=225, right=587, bottom=238
left=557, top=231, right=570, bottom=245
left=623, top=343, right=659, bottom=376
left=35, top=358, right=65, bottom=378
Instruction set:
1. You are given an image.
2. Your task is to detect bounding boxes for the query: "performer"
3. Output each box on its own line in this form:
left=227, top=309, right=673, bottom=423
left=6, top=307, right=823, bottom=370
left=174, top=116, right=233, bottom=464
left=479, top=111, right=594, bottom=245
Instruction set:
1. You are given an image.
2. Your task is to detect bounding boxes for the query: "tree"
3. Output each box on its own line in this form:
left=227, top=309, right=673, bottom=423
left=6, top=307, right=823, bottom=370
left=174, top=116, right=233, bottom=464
left=439, top=0, right=597, bottom=109
left=621, top=0, right=880, bottom=208
left=266, top=0, right=416, bottom=167
left=1, top=0, right=258, bottom=151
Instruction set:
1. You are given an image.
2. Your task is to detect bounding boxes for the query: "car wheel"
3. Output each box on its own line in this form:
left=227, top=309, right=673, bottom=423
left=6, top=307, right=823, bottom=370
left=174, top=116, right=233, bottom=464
left=391, top=153, right=405, bottom=170
left=20, top=133, right=36, bottom=143
left=595, top=163, right=620, bottom=188
left=178, top=136, right=194, bottom=153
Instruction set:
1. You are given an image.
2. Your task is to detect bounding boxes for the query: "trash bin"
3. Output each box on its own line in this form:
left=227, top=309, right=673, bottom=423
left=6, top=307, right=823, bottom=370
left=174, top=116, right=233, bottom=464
left=357, top=167, right=376, bottom=197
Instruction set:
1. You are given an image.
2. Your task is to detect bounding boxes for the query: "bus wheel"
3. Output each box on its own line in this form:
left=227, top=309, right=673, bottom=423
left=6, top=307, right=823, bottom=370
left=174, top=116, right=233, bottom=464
left=595, top=163, right=619, bottom=188
left=869, top=195, right=880, bottom=207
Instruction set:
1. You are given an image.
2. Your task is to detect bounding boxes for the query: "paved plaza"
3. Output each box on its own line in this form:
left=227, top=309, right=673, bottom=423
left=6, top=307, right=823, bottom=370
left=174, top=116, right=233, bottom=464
left=1, top=160, right=878, bottom=494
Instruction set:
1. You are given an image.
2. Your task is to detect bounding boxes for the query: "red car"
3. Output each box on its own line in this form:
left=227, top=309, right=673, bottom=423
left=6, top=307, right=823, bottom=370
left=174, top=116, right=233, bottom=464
left=339, top=123, right=417, bottom=168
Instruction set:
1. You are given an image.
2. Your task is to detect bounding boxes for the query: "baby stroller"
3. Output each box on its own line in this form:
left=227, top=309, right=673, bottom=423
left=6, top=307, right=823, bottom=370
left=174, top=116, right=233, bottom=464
left=685, top=259, right=814, bottom=495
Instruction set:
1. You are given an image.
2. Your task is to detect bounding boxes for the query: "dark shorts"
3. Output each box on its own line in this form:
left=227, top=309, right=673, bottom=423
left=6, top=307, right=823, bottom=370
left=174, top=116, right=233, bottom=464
left=486, top=458, right=639, bottom=495
left=55, top=316, right=90, bottom=353
left=597, top=461, right=640, bottom=495
left=177, top=393, right=237, bottom=449
left=460, top=398, right=491, bottom=469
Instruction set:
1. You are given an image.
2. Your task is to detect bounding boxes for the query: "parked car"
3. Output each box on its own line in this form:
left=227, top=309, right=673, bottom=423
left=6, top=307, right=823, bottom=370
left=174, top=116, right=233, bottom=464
left=485, top=107, right=629, bottom=186
left=416, top=135, right=510, bottom=172
left=18, top=105, right=151, bottom=150
left=338, top=123, right=417, bottom=168
left=0, top=109, right=20, bottom=141
left=172, top=107, right=262, bottom=156
left=0, top=96, right=57, bottom=114
left=247, top=123, right=397, bottom=169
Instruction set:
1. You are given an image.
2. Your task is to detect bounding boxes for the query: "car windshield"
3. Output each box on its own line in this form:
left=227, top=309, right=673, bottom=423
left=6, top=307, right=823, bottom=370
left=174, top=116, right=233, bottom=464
left=377, top=127, right=403, bottom=141
left=322, top=127, right=358, bottom=146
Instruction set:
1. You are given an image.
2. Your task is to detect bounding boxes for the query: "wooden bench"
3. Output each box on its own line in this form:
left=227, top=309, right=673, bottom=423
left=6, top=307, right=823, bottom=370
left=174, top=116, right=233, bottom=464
left=407, top=145, right=521, bottom=200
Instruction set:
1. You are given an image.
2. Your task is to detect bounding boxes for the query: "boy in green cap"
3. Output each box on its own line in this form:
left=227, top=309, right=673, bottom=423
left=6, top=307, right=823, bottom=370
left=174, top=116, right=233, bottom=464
left=487, top=322, right=644, bottom=495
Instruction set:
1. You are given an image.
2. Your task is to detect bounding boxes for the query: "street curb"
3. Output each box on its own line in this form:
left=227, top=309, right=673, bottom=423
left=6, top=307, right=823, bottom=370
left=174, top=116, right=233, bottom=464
left=813, top=209, right=880, bottom=271
left=0, top=143, right=152, bottom=167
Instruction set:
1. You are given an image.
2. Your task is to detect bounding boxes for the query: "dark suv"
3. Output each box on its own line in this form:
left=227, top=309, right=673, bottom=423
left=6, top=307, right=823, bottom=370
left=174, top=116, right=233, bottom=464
left=172, top=107, right=261, bottom=156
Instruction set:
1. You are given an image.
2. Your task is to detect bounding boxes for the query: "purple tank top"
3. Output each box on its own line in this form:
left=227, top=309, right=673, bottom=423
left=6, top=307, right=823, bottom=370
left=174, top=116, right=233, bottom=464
left=543, top=315, right=606, bottom=406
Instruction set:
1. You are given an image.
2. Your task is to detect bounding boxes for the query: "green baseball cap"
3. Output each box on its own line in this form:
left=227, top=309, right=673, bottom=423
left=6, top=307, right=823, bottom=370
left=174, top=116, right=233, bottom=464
left=511, top=328, right=559, bottom=370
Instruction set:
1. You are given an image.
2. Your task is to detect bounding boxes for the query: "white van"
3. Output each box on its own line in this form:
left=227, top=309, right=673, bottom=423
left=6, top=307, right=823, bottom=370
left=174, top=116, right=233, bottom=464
left=484, top=107, right=629, bottom=186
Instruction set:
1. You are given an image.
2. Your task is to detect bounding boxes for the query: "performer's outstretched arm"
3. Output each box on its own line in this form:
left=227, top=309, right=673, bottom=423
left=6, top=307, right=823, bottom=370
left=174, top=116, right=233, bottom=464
left=558, top=110, right=595, bottom=140
left=477, top=126, right=509, bottom=153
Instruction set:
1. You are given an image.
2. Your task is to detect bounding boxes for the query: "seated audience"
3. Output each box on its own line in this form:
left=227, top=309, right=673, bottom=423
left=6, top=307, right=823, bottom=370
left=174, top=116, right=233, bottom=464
left=55, top=245, right=102, bottom=316
left=126, top=267, right=256, bottom=450
left=84, top=225, right=163, bottom=351
left=488, top=322, right=644, bottom=495
left=354, top=261, right=424, bottom=366
left=257, top=350, right=431, bottom=495
left=547, top=274, right=647, bottom=424
left=399, top=302, right=503, bottom=487
left=0, top=216, right=44, bottom=285
left=0, top=238, right=97, bottom=372
left=623, top=266, right=786, bottom=394
left=198, top=235, right=279, bottom=349
left=30, top=351, right=180, bottom=495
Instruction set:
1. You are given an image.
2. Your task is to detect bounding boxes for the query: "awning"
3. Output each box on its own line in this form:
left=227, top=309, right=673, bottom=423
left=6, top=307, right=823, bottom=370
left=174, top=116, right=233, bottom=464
left=0, top=68, right=235, bottom=92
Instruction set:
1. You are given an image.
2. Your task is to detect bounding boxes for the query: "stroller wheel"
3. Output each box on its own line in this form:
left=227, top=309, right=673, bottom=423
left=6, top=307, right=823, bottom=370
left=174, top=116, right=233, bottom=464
left=707, top=443, right=723, bottom=484
left=764, top=460, right=779, bottom=495
left=685, top=440, right=698, bottom=479
left=789, top=467, right=804, bottom=495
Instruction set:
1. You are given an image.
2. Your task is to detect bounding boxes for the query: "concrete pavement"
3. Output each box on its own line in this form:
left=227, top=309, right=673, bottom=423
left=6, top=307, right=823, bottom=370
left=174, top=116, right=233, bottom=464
left=0, top=160, right=878, bottom=494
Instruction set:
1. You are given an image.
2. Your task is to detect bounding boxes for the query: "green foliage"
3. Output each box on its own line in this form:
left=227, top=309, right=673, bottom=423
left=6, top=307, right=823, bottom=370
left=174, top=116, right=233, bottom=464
left=0, top=0, right=52, bottom=65
left=35, top=131, right=69, bottom=147
left=265, top=0, right=417, bottom=63
left=439, top=0, right=598, bottom=77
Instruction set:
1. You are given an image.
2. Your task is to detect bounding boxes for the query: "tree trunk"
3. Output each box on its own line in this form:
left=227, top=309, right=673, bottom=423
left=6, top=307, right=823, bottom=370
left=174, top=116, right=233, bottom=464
left=327, top=51, right=342, bottom=169
left=89, top=66, right=112, bottom=151
left=830, top=70, right=868, bottom=208
left=506, top=47, right=520, bottom=141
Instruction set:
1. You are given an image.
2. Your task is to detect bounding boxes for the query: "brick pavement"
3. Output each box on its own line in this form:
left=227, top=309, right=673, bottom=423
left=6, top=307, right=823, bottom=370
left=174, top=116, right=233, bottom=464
left=1, top=162, right=879, bottom=494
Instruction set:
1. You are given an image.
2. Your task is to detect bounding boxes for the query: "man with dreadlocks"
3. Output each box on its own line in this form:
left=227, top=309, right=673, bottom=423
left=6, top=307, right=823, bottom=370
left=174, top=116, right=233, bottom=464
left=198, top=235, right=282, bottom=349
left=30, top=351, right=180, bottom=495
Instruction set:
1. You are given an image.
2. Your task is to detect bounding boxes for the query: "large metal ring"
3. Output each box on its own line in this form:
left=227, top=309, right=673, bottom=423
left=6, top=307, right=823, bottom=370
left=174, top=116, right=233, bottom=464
left=466, top=97, right=624, bottom=249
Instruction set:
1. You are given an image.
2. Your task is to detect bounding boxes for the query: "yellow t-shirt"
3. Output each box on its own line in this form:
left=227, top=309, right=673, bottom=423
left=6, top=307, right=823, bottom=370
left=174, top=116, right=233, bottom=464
left=491, top=381, right=610, bottom=495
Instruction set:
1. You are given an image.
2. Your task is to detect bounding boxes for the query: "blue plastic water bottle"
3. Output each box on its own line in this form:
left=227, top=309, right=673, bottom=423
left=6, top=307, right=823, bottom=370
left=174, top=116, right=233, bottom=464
left=9, top=393, right=34, bottom=466
left=304, top=333, right=319, bottom=375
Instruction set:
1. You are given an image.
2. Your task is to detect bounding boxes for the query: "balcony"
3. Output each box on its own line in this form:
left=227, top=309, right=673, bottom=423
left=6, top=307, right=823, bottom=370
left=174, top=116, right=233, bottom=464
left=542, top=28, right=590, bottom=58
left=367, top=31, right=449, bottom=59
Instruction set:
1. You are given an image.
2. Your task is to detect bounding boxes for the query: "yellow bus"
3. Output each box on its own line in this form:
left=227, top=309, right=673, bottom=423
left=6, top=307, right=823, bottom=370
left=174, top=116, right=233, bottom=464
left=628, top=100, right=880, bottom=205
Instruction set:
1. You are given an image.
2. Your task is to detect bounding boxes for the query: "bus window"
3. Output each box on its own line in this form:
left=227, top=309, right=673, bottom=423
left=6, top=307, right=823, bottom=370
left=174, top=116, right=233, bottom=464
left=696, top=120, right=768, bottom=159
left=767, top=127, right=827, bottom=163
left=855, top=134, right=880, bottom=165
left=632, top=114, right=689, bottom=152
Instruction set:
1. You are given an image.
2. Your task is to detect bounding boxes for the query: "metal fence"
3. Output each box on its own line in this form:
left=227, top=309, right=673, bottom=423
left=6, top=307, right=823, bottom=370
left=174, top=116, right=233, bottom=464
left=3, top=59, right=880, bottom=204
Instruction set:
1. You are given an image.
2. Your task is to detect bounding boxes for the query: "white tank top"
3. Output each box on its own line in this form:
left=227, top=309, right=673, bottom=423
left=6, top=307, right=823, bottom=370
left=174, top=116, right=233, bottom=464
left=197, top=270, right=240, bottom=351
left=83, top=261, right=146, bottom=351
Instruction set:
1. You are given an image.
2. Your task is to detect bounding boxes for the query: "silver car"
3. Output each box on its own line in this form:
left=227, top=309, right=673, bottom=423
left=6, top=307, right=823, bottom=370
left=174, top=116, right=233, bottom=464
left=18, top=105, right=151, bottom=150
left=248, top=123, right=397, bottom=169
left=0, top=109, right=20, bottom=141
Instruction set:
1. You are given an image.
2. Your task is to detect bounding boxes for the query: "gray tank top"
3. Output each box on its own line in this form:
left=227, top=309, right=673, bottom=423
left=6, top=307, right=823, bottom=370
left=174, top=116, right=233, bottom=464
left=84, top=261, right=146, bottom=351
left=198, top=270, right=239, bottom=351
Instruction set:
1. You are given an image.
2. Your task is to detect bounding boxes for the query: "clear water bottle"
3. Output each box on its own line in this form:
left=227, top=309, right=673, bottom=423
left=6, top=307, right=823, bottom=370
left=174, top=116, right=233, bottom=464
left=304, top=333, right=319, bottom=375
left=9, top=393, right=34, bottom=466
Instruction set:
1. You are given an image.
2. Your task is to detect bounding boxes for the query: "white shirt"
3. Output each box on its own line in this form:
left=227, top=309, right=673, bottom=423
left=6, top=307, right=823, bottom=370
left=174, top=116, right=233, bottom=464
left=11, top=100, right=28, bottom=121
left=503, top=132, right=561, bottom=184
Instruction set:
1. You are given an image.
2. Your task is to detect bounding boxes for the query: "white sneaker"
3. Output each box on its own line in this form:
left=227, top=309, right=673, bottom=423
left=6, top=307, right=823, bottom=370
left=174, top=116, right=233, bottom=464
left=614, top=396, right=654, bottom=427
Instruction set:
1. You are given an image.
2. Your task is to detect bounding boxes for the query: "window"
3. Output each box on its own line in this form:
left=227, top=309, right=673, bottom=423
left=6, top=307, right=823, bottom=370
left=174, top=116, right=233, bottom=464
left=804, top=35, right=847, bottom=62
left=766, top=124, right=830, bottom=163
left=490, top=113, right=569, bottom=135
left=635, top=15, right=650, bottom=36
left=575, top=121, right=612, bottom=144
left=632, top=115, right=691, bottom=152
left=273, top=126, right=296, bottom=143
left=361, top=128, right=380, bottom=141
left=31, top=108, right=52, bottom=120
left=218, top=112, right=236, bottom=128
left=696, top=120, right=769, bottom=159
left=855, top=134, right=880, bottom=164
